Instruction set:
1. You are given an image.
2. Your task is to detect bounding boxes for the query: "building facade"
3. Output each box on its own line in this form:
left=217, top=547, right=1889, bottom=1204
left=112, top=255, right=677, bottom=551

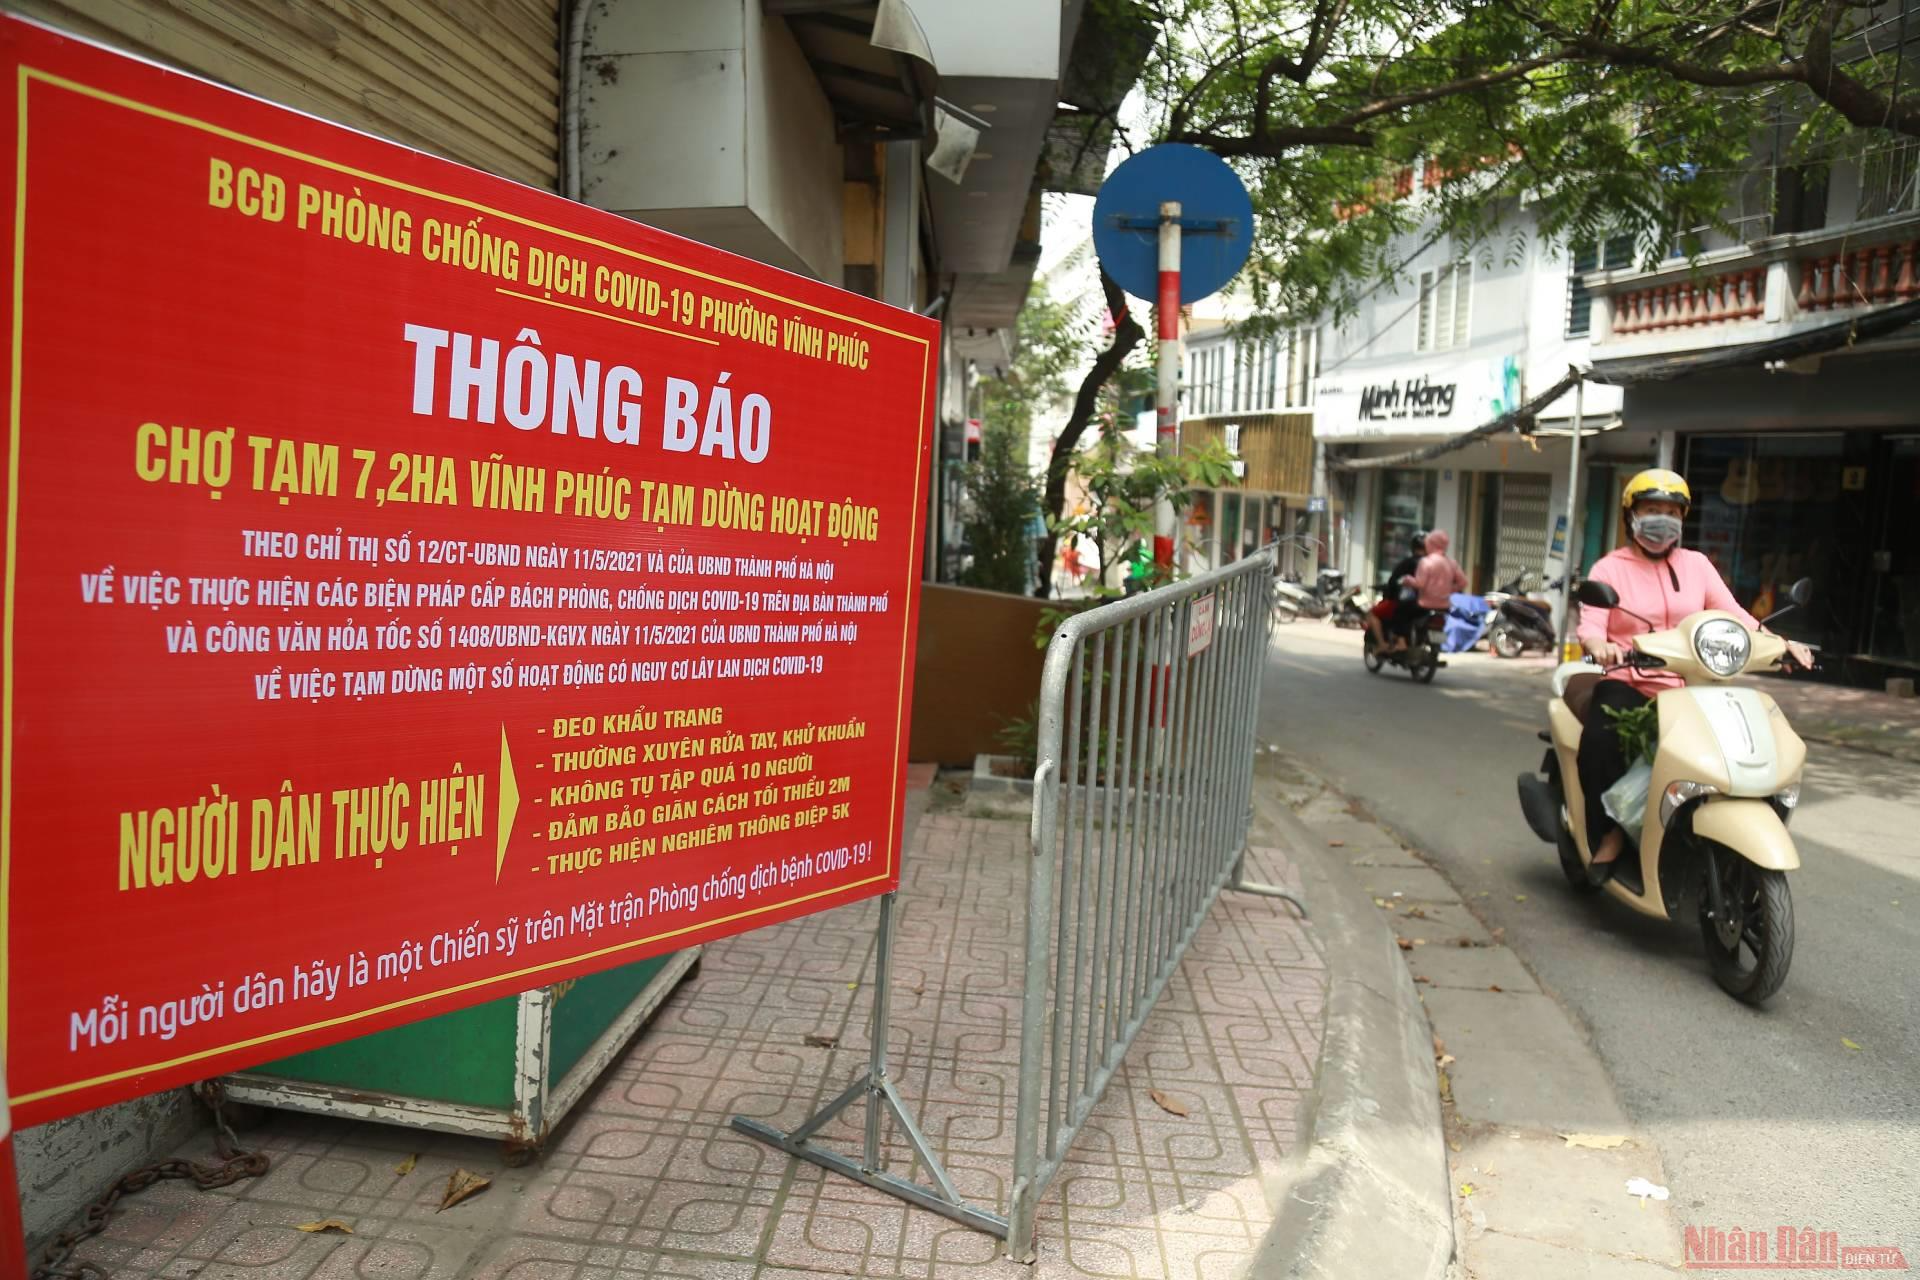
left=1312, top=188, right=1657, bottom=597
left=1180, top=319, right=1323, bottom=578
left=1584, top=135, right=1920, bottom=680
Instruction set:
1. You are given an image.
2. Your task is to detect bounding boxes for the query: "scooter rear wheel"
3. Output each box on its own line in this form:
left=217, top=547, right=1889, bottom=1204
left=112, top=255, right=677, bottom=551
left=1700, top=853, right=1794, bottom=1004
left=1410, top=645, right=1439, bottom=683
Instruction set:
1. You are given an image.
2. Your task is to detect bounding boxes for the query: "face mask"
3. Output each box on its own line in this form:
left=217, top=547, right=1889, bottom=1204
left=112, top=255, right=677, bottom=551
left=1632, top=513, right=1683, bottom=553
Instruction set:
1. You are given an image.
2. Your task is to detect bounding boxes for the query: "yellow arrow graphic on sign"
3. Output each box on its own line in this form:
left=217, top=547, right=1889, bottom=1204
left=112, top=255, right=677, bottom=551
left=497, top=727, right=518, bottom=884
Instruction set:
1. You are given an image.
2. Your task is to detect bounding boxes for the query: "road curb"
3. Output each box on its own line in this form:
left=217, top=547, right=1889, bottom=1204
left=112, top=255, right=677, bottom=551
left=1246, top=786, right=1455, bottom=1280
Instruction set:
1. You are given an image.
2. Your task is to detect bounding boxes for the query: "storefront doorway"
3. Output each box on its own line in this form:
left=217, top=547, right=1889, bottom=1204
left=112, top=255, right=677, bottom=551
left=1683, top=431, right=1920, bottom=668
left=1867, top=437, right=1920, bottom=666
left=1374, top=470, right=1437, bottom=574
left=1684, top=434, right=1845, bottom=650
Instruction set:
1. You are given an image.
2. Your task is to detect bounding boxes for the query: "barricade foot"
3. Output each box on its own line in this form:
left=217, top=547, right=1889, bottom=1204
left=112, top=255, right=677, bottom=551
left=1231, top=873, right=1309, bottom=918
left=732, top=1094, right=1009, bottom=1236
left=731, top=893, right=1010, bottom=1241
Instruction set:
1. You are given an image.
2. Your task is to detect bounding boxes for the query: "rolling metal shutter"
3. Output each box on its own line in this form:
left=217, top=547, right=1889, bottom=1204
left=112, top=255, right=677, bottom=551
left=11, top=0, right=562, bottom=189
left=1495, top=473, right=1551, bottom=588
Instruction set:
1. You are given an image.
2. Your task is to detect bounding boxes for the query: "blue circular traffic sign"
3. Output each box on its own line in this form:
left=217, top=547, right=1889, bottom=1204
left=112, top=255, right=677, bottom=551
left=1092, top=143, right=1253, bottom=305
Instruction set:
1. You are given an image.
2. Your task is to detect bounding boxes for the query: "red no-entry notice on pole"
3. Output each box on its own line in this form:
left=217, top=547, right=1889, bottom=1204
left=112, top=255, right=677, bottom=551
left=0, top=16, right=933, bottom=1127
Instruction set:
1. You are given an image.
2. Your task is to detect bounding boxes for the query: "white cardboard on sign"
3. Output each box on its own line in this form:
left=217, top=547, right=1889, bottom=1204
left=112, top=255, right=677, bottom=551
left=1187, top=594, right=1216, bottom=658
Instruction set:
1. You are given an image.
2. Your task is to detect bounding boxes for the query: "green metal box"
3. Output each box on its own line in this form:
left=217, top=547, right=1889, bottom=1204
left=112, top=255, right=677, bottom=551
left=220, top=948, right=698, bottom=1153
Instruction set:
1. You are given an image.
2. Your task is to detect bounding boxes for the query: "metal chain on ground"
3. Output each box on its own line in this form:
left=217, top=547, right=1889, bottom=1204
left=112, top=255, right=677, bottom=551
left=31, top=1083, right=269, bottom=1280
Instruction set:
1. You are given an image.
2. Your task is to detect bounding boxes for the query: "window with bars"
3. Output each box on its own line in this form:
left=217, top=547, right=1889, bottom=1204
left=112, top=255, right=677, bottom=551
left=1566, top=235, right=1636, bottom=338
left=1415, top=263, right=1473, bottom=351
left=1859, top=138, right=1920, bottom=221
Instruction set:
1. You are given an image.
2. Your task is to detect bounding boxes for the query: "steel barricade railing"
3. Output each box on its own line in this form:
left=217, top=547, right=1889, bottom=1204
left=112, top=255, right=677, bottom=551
left=1006, top=549, right=1304, bottom=1258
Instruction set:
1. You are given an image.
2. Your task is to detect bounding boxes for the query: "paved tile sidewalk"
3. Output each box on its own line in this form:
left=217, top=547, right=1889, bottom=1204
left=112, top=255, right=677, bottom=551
left=50, top=809, right=1326, bottom=1280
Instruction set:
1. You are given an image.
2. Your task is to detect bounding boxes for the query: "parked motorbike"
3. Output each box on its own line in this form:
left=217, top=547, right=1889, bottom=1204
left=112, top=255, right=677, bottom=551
left=1332, top=583, right=1376, bottom=630
left=1271, top=566, right=1345, bottom=624
left=1484, top=573, right=1563, bottom=658
left=1515, top=577, right=1814, bottom=1004
left=1362, top=603, right=1447, bottom=683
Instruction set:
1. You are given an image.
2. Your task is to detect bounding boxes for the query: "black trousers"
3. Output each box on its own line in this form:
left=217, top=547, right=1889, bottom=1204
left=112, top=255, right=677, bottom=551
left=1388, top=597, right=1422, bottom=639
left=1577, top=678, right=1650, bottom=845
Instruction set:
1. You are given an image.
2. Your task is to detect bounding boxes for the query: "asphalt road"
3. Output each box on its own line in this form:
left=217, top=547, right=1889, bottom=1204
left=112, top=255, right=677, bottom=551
left=1260, top=620, right=1920, bottom=1259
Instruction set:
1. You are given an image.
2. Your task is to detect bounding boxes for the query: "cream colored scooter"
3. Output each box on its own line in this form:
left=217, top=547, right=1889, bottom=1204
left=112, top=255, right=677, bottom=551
left=1517, top=578, right=1813, bottom=1004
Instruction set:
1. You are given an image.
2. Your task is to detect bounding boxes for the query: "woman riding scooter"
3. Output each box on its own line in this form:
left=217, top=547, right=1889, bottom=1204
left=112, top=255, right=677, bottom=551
left=1575, top=469, right=1813, bottom=885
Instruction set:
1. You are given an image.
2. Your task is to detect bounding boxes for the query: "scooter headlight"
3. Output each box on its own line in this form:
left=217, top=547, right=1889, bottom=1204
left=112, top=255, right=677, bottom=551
left=1659, top=779, right=1719, bottom=828
left=1693, top=619, right=1751, bottom=677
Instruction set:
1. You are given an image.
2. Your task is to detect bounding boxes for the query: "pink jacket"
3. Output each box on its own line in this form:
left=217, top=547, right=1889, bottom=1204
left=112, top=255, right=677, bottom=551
left=1406, top=552, right=1468, bottom=609
left=1576, top=546, right=1759, bottom=693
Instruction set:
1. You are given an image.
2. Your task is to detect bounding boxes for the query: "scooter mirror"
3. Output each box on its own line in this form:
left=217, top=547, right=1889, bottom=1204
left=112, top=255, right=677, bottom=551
left=1789, top=577, right=1814, bottom=607
left=1575, top=579, right=1621, bottom=609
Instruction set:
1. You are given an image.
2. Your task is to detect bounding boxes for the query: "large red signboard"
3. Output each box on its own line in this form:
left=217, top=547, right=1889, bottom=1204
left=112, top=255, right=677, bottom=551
left=0, top=17, right=933, bottom=1127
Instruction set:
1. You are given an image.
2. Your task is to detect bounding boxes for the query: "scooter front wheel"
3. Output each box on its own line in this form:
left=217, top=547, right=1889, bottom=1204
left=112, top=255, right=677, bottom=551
left=1490, top=622, right=1525, bottom=660
left=1363, top=634, right=1385, bottom=673
left=1700, top=853, right=1794, bottom=1004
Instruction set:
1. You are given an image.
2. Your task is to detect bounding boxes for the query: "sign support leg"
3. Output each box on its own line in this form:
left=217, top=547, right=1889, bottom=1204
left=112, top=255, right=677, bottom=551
left=1, top=1090, right=25, bottom=1274
left=731, top=893, right=1008, bottom=1238
left=1154, top=200, right=1183, bottom=575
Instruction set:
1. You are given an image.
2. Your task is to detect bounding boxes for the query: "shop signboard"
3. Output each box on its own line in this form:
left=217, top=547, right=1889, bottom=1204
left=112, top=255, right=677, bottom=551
left=0, top=17, right=934, bottom=1127
left=1315, top=354, right=1521, bottom=440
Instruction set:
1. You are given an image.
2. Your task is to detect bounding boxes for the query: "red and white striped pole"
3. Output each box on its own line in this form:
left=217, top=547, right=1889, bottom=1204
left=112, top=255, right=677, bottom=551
left=1153, top=200, right=1182, bottom=575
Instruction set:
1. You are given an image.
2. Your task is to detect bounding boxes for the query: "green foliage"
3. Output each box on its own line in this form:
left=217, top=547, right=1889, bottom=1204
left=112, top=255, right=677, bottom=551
left=994, top=702, right=1039, bottom=774
left=1605, top=702, right=1660, bottom=765
left=958, top=418, right=1040, bottom=595
left=979, top=283, right=1091, bottom=445
left=1051, top=431, right=1240, bottom=593
left=1125, top=0, right=1917, bottom=326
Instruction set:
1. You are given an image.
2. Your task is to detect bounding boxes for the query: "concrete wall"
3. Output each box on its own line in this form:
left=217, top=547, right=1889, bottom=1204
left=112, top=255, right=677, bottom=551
left=909, top=584, right=1050, bottom=766
left=18, top=1090, right=199, bottom=1246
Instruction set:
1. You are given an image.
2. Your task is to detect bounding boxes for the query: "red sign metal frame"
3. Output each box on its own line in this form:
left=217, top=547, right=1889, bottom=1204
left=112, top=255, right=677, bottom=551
left=0, top=16, right=935, bottom=1129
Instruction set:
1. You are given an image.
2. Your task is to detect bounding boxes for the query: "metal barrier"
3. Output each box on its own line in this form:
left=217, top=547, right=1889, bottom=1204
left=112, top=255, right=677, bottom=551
left=737, top=550, right=1303, bottom=1261
left=1007, top=548, right=1305, bottom=1258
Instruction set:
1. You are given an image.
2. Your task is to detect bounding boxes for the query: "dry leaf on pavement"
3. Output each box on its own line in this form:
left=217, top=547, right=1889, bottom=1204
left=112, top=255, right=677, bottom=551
left=803, top=1033, right=838, bottom=1048
left=1842, top=1038, right=1863, bottom=1051
left=1414, top=975, right=1432, bottom=984
left=1437, top=1053, right=1456, bottom=1068
left=1432, top=1034, right=1446, bottom=1057
left=438, top=1170, right=491, bottom=1212
left=1513, top=894, right=1528, bottom=903
left=1397, top=937, right=1414, bottom=951
left=393, top=1154, right=417, bottom=1177
left=1404, top=906, right=1428, bottom=919
left=1488, top=984, right=1504, bottom=993
left=1329, top=839, right=1346, bottom=847
left=1148, top=1089, right=1189, bottom=1118
left=1561, top=1133, right=1629, bottom=1150
left=296, top=1219, right=354, bottom=1234
left=1437, top=1069, right=1453, bottom=1103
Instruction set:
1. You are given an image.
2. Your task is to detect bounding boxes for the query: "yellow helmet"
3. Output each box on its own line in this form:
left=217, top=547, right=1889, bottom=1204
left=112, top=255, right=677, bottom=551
left=1620, top=468, right=1691, bottom=512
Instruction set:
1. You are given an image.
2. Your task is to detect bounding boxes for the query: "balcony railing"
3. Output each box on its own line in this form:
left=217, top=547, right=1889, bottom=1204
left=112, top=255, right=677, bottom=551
left=1796, top=240, right=1920, bottom=312
left=1589, top=215, right=1920, bottom=351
